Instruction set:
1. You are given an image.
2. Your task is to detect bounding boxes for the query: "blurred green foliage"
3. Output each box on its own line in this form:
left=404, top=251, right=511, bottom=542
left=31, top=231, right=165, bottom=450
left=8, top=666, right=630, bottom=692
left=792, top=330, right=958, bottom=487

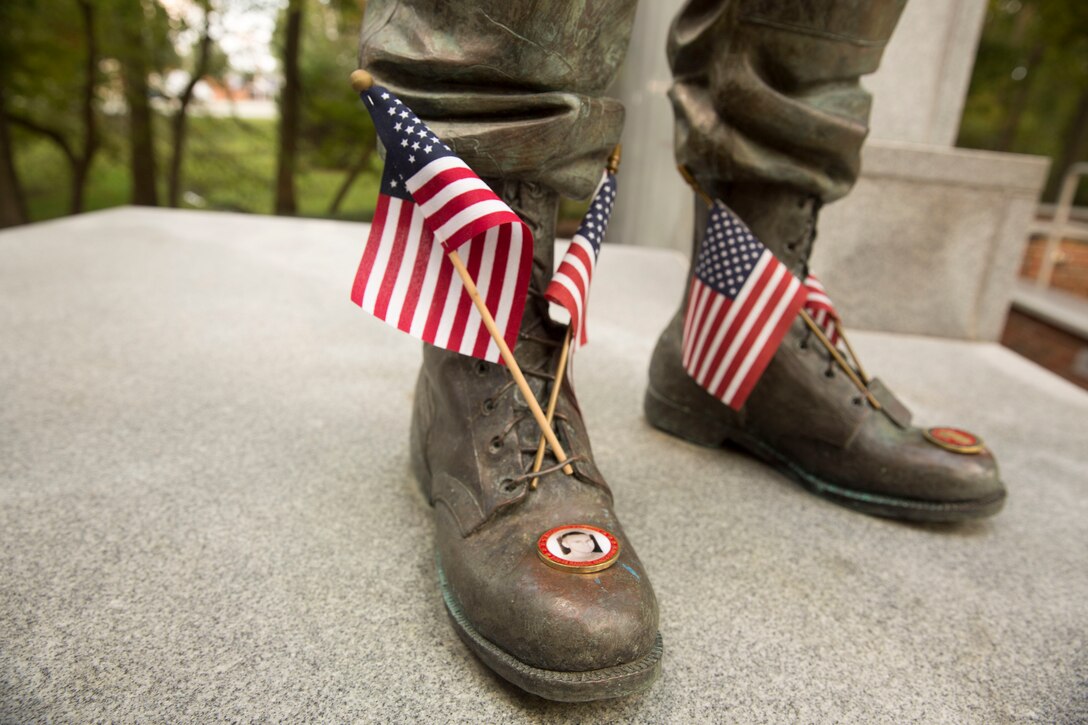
left=2, top=0, right=378, bottom=225
left=958, top=0, right=1088, bottom=203
left=16, top=115, right=380, bottom=220
left=5, top=0, right=1088, bottom=227
left=296, top=0, right=372, bottom=169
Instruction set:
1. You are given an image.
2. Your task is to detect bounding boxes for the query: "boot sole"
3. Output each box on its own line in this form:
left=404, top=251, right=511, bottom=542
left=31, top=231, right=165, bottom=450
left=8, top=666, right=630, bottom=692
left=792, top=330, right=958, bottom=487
left=412, top=412, right=664, bottom=701
left=645, top=384, right=1006, bottom=523
left=436, top=557, right=664, bottom=702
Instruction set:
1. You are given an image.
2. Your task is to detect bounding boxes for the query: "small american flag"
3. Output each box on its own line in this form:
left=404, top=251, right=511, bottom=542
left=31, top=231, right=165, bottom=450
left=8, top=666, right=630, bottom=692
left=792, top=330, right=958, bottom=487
left=545, top=170, right=617, bottom=348
left=349, top=84, right=533, bottom=362
left=682, top=201, right=808, bottom=410
left=803, top=274, right=841, bottom=346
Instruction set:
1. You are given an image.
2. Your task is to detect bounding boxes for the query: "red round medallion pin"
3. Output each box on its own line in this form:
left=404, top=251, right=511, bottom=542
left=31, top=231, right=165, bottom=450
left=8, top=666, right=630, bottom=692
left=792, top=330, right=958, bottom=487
left=537, top=524, right=621, bottom=573
left=923, top=426, right=984, bottom=454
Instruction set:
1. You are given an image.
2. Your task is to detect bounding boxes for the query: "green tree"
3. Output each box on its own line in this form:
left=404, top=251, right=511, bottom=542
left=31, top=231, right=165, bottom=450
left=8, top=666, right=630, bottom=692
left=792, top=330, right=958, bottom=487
left=165, top=0, right=223, bottom=208
left=959, top=0, right=1088, bottom=202
left=296, top=0, right=376, bottom=215
left=0, top=0, right=100, bottom=219
left=272, top=0, right=376, bottom=217
left=104, top=0, right=175, bottom=206
left=274, top=0, right=304, bottom=215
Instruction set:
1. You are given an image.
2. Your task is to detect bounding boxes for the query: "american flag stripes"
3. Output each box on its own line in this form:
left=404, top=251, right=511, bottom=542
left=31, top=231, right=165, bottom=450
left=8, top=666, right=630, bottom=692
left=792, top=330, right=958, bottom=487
left=803, top=274, right=841, bottom=346
left=682, top=201, right=808, bottom=410
left=349, top=84, right=533, bottom=363
left=545, top=170, right=617, bottom=348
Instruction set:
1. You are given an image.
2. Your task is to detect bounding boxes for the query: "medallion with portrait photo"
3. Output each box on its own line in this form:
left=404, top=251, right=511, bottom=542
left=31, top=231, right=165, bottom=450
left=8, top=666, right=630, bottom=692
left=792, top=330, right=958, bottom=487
left=537, top=524, right=620, bottom=573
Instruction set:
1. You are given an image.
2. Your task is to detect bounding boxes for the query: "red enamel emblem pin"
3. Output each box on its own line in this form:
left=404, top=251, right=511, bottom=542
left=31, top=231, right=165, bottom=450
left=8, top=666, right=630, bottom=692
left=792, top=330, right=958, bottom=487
left=537, top=524, right=620, bottom=573
left=923, top=427, right=984, bottom=454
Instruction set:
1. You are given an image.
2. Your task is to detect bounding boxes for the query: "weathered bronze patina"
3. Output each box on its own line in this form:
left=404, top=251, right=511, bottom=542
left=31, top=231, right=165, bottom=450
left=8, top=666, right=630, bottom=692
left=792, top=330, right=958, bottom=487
left=645, top=195, right=1006, bottom=521
left=646, top=0, right=1005, bottom=522
left=360, top=1, right=665, bottom=702
left=358, top=0, right=1005, bottom=703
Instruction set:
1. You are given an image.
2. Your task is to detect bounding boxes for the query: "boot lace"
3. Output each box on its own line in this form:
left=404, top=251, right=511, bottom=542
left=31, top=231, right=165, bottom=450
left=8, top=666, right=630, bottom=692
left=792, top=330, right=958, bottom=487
left=480, top=285, right=588, bottom=483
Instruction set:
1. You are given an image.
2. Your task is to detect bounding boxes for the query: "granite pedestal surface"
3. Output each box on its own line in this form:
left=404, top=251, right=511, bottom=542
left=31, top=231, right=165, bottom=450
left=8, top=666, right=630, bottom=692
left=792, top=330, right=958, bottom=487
left=2, top=208, right=1086, bottom=723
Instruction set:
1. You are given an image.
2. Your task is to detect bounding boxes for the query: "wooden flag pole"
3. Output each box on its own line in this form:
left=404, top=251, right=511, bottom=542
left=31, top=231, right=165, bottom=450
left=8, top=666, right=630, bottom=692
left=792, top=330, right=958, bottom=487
left=447, top=251, right=573, bottom=475
left=529, top=327, right=572, bottom=488
left=528, top=145, right=622, bottom=486
left=678, top=165, right=714, bottom=207
left=352, top=69, right=571, bottom=474
left=837, top=328, right=871, bottom=384
left=799, top=310, right=881, bottom=410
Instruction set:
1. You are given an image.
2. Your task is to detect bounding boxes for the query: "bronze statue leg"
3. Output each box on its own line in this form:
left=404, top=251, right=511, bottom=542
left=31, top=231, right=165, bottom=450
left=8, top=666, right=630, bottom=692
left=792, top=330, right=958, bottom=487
left=648, top=0, right=1006, bottom=523
left=361, top=1, right=664, bottom=702
left=359, top=0, right=638, bottom=202
left=669, top=0, right=907, bottom=203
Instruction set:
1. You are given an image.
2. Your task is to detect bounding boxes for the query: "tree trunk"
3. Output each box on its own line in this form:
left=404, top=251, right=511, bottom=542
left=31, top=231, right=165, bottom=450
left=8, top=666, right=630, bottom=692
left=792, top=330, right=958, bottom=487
left=995, top=42, right=1044, bottom=153
left=327, top=141, right=375, bottom=216
left=121, top=17, right=159, bottom=206
left=2, top=2, right=98, bottom=222
left=7, top=113, right=81, bottom=212
left=0, top=98, right=29, bottom=227
left=168, top=1, right=212, bottom=208
left=275, top=0, right=303, bottom=216
left=71, top=0, right=99, bottom=215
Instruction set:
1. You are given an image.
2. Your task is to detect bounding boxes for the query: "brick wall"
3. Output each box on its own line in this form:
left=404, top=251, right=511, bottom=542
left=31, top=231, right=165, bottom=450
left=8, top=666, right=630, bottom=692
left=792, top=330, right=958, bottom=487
left=1020, top=235, right=1088, bottom=299
left=1001, top=309, right=1088, bottom=390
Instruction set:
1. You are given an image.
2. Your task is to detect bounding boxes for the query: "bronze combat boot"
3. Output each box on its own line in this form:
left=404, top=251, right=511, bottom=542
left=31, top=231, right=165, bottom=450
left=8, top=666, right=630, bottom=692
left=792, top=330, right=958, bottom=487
left=411, top=179, right=662, bottom=701
left=646, top=184, right=1006, bottom=522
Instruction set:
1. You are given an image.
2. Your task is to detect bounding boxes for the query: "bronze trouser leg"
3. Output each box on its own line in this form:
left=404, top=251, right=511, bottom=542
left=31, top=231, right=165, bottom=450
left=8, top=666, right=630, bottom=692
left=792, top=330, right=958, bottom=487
left=358, top=1, right=638, bottom=203
left=360, top=1, right=906, bottom=206
left=670, top=0, right=908, bottom=204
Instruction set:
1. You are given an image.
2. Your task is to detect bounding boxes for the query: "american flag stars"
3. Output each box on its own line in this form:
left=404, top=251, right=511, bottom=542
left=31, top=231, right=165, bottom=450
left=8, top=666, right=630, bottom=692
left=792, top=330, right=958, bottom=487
left=693, top=210, right=766, bottom=297
left=544, top=170, right=618, bottom=349
left=364, top=90, right=451, bottom=180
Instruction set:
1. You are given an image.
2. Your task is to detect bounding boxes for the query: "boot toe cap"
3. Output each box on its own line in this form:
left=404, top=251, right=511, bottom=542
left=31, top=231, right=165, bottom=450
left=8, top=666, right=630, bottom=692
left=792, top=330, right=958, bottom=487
left=437, top=517, right=659, bottom=673
left=789, top=423, right=1008, bottom=520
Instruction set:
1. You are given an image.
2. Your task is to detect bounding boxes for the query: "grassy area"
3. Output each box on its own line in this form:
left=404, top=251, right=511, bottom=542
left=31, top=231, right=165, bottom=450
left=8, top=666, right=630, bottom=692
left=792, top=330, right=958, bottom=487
left=14, top=115, right=382, bottom=224
left=13, top=114, right=591, bottom=229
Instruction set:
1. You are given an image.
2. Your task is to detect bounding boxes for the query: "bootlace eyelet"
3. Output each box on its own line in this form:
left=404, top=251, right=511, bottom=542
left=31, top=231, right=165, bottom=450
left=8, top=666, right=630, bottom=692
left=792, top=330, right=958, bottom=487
left=481, top=398, right=496, bottom=415
left=852, top=396, right=864, bottom=406
left=825, top=369, right=835, bottom=378
left=799, top=340, right=808, bottom=349
left=500, top=478, right=520, bottom=494
left=475, top=361, right=489, bottom=376
left=488, top=436, right=504, bottom=453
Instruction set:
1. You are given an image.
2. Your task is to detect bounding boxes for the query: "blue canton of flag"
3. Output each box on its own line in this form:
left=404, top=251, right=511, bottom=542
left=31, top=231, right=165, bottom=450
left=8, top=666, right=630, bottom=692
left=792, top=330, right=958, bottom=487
left=361, top=87, right=527, bottom=252
left=545, top=170, right=617, bottom=348
left=367, top=89, right=453, bottom=179
left=681, top=201, right=808, bottom=410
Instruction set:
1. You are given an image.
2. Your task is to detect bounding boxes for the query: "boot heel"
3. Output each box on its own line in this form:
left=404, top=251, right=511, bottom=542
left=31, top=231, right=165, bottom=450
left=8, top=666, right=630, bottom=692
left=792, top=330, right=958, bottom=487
left=644, top=384, right=735, bottom=448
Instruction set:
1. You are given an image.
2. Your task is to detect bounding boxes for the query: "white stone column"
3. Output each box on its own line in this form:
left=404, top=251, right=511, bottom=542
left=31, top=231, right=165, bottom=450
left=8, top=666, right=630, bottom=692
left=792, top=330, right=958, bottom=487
left=609, top=0, right=690, bottom=259
left=865, top=0, right=989, bottom=145
left=810, top=0, right=1050, bottom=340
